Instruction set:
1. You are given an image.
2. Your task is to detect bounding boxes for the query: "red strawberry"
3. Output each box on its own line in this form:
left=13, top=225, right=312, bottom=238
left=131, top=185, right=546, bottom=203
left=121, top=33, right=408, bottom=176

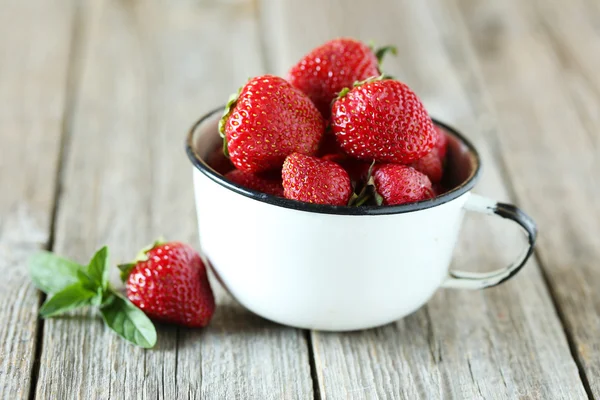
left=282, top=153, right=352, bottom=206
left=332, top=78, right=436, bottom=164
left=220, top=75, right=324, bottom=173
left=434, top=125, right=448, bottom=160
left=206, top=145, right=234, bottom=175
left=121, top=242, right=215, bottom=328
left=288, top=38, right=394, bottom=118
left=225, top=169, right=283, bottom=197
left=410, top=149, right=443, bottom=183
left=373, top=164, right=433, bottom=205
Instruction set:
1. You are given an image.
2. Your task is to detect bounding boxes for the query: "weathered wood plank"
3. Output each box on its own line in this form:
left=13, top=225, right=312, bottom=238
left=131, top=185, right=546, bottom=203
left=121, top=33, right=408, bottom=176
left=440, top=0, right=600, bottom=396
left=35, top=0, right=312, bottom=399
left=0, top=1, right=75, bottom=398
left=526, top=0, right=600, bottom=150
left=261, top=0, right=588, bottom=398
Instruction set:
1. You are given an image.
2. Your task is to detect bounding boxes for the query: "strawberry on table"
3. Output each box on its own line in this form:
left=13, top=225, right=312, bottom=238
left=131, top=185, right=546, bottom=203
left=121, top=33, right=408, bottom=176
left=120, top=241, right=215, bottom=328
left=220, top=75, right=324, bottom=173
left=225, top=169, right=284, bottom=197
left=373, top=164, right=434, bottom=205
left=288, top=38, right=395, bottom=118
left=282, top=153, right=352, bottom=206
left=331, top=78, right=437, bottom=165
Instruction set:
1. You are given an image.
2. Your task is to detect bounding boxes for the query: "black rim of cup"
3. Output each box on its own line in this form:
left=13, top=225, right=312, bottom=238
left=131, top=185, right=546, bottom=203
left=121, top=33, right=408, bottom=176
left=186, top=106, right=481, bottom=216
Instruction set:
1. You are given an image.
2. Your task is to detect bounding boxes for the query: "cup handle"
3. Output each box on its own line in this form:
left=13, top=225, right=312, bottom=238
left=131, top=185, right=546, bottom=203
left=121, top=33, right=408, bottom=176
left=441, top=193, right=537, bottom=290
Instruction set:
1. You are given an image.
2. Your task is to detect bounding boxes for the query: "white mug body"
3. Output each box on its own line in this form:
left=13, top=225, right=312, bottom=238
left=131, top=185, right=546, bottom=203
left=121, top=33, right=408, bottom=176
left=194, top=170, right=469, bottom=330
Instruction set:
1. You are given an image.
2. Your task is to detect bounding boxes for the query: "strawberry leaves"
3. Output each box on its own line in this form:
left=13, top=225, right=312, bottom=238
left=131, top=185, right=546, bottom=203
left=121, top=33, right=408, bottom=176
left=39, top=283, right=97, bottom=318
left=86, top=246, right=109, bottom=291
left=28, top=247, right=157, bottom=348
left=100, top=292, right=157, bottom=349
left=29, top=252, right=82, bottom=294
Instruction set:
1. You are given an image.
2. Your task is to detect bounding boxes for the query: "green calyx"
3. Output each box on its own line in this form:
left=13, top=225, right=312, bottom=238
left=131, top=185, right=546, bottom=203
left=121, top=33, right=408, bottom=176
left=347, top=160, right=384, bottom=207
left=118, top=238, right=165, bottom=282
left=374, top=45, right=397, bottom=65
left=353, top=74, right=390, bottom=87
left=335, top=74, right=394, bottom=102
left=29, top=246, right=157, bottom=348
left=368, top=41, right=397, bottom=66
left=219, top=87, right=243, bottom=158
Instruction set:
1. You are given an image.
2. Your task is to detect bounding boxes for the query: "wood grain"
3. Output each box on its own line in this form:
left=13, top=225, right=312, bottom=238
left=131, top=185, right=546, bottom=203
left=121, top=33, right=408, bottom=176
left=0, top=0, right=75, bottom=398
left=527, top=0, right=600, bottom=150
left=34, top=0, right=312, bottom=399
left=440, top=0, right=600, bottom=396
left=260, top=0, right=588, bottom=398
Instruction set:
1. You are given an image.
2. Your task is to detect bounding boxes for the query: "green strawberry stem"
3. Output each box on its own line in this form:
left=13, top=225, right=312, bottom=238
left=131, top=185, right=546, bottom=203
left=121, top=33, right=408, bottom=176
left=28, top=246, right=158, bottom=348
left=374, top=45, right=397, bottom=64
left=348, top=160, right=384, bottom=207
left=335, top=74, right=394, bottom=102
left=118, top=238, right=165, bottom=283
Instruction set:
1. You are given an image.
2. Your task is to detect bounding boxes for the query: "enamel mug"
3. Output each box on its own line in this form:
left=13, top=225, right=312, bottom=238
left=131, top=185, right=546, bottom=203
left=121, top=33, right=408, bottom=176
left=186, top=108, right=537, bottom=331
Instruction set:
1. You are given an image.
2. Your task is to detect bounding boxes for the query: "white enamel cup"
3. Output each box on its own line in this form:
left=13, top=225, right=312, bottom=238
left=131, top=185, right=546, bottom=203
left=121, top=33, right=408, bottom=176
left=186, top=108, right=537, bottom=331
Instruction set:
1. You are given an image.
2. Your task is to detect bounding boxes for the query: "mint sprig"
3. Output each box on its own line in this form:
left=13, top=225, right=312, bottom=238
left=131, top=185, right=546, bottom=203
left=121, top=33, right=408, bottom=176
left=28, top=247, right=157, bottom=348
left=101, top=293, right=156, bottom=349
left=28, top=252, right=82, bottom=293
left=39, top=283, right=97, bottom=318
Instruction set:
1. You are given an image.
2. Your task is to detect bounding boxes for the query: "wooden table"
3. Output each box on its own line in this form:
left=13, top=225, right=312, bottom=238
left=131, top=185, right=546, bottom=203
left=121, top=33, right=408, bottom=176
left=2, top=0, right=599, bottom=398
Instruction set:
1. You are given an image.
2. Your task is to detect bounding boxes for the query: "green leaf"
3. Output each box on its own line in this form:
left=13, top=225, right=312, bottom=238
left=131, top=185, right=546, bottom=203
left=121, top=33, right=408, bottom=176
left=39, top=283, right=97, bottom=318
left=117, top=238, right=164, bottom=283
left=77, top=269, right=96, bottom=291
left=219, top=89, right=241, bottom=139
left=219, top=90, right=241, bottom=159
left=28, top=251, right=84, bottom=294
left=347, top=192, right=359, bottom=207
left=374, top=45, right=397, bottom=64
left=100, top=292, right=157, bottom=348
left=86, top=246, right=109, bottom=290
left=374, top=189, right=384, bottom=206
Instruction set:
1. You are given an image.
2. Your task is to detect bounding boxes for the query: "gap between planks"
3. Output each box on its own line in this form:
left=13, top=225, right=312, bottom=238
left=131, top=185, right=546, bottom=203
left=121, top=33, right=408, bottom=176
left=27, top=1, right=88, bottom=398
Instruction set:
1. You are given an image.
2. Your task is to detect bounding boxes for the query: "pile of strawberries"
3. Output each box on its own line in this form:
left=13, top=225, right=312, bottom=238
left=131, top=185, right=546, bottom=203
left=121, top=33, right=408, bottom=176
left=214, top=38, right=449, bottom=206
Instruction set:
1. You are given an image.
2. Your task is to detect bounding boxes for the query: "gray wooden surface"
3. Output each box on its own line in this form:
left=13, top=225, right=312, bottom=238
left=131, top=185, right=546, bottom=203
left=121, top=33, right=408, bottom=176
left=1, top=0, right=598, bottom=399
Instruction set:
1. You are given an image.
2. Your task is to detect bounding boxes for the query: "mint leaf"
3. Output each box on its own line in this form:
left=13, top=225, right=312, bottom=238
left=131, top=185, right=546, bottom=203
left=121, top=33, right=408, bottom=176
left=29, top=251, right=84, bottom=294
left=86, top=246, right=109, bottom=290
left=100, top=292, right=156, bottom=348
left=77, top=269, right=96, bottom=291
left=39, top=283, right=97, bottom=318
